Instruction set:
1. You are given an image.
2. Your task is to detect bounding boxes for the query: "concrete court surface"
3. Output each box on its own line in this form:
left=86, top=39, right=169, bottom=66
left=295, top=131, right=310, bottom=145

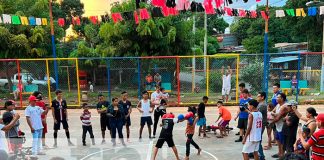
left=9, top=104, right=324, bottom=160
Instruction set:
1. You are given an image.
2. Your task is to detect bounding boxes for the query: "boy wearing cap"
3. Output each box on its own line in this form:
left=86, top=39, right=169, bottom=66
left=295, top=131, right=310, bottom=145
left=298, top=113, right=324, bottom=160
left=25, top=96, right=49, bottom=157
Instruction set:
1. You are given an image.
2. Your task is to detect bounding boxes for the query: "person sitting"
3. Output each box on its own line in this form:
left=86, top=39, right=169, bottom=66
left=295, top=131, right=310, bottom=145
left=145, top=74, right=153, bottom=90
left=154, top=73, right=162, bottom=87
left=291, top=75, right=298, bottom=95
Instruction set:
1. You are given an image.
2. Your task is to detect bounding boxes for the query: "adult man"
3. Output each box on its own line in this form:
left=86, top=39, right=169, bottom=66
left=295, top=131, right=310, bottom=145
left=145, top=74, right=153, bottom=90
left=298, top=113, right=324, bottom=160
left=33, top=91, right=49, bottom=148
left=221, top=66, right=232, bottom=102
left=118, top=91, right=132, bottom=141
left=282, top=100, right=299, bottom=153
left=154, top=73, right=162, bottom=87
left=235, top=89, right=251, bottom=142
left=256, top=92, right=267, bottom=160
left=51, top=90, right=73, bottom=147
left=271, top=83, right=281, bottom=106
left=97, top=94, right=110, bottom=144
left=152, top=85, right=163, bottom=138
left=271, top=93, right=289, bottom=158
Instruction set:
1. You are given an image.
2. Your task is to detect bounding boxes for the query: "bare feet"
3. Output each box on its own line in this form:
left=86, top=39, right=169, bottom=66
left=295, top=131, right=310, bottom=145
left=198, top=148, right=202, bottom=155
left=263, top=145, right=272, bottom=150
left=184, top=156, right=189, bottom=160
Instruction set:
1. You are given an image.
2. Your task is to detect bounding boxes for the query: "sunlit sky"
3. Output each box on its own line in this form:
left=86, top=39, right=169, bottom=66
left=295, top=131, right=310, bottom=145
left=81, top=0, right=123, bottom=16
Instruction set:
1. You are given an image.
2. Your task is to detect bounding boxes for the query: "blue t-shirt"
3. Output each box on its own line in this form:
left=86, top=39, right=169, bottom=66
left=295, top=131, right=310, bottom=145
left=239, top=98, right=251, bottom=119
left=271, top=91, right=281, bottom=106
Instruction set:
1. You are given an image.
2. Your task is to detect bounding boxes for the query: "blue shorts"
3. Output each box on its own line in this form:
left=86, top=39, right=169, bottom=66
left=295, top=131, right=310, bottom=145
left=275, top=131, right=285, bottom=144
left=197, top=117, right=206, bottom=126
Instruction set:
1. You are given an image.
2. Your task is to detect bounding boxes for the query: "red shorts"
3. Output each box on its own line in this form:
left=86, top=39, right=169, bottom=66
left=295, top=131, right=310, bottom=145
left=42, top=121, right=47, bottom=134
left=218, top=120, right=230, bottom=127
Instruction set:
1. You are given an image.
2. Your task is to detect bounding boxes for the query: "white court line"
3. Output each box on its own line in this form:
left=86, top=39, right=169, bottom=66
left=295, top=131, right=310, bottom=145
left=79, top=143, right=218, bottom=160
left=146, top=141, right=154, bottom=160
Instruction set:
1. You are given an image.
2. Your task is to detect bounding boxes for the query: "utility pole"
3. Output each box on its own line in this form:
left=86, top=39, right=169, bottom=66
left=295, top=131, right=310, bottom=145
left=49, top=0, right=59, bottom=89
left=263, top=0, right=269, bottom=97
left=192, top=15, right=196, bottom=92
left=203, top=12, right=207, bottom=77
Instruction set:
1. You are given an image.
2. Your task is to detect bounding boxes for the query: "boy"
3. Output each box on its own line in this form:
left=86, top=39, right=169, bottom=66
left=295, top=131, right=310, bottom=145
left=0, top=109, right=20, bottom=154
left=51, top=90, right=73, bottom=147
left=152, top=85, right=163, bottom=138
left=118, top=91, right=132, bottom=141
left=160, top=88, right=169, bottom=100
left=184, top=106, right=201, bottom=160
left=235, top=89, right=252, bottom=142
left=152, top=113, right=180, bottom=160
left=80, top=103, right=95, bottom=146
left=294, top=127, right=310, bottom=159
left=33, top=91, right=48, bottom=148
left=25, top=96, right=49, bottom=157
left=215, top=101, right=232, bottom=138
left=137, top=91, right=154, bottom=139
left=97, top=94, right=110, bottom=144
left=242, top=99, right=262, bottom=160
left=197, top=96, right=209, bottom=138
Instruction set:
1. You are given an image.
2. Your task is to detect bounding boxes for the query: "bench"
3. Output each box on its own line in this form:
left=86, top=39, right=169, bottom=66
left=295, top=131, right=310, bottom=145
left=148, top=82, right=172, bottom=97
left=280, top=80, right=309, bottom=95
left=11, top=84, right=39, bottom=96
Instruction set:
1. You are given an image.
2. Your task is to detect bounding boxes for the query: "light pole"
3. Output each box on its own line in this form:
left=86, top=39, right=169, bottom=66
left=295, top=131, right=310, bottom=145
left=49, top=0, right=59, bottom=90
left=306, top=1, right=324, bottom=92
left=263, top=0, right=269, bottom=96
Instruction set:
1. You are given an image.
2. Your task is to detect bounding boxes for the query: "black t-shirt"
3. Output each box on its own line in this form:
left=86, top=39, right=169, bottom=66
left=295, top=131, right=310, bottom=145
left=118, top=100, right=131, bottom=115
left=282, top=112, right=299, bottom=136
left=51, top=99, right=68, bottom=121
left=160, top=118, right=175, bottom=138
left=97, top=101, right=110, bottom=117
left=197, top=103, right=205, bottom=118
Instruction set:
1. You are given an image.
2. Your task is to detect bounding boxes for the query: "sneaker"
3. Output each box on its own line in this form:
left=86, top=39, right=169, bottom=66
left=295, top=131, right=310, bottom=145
left=83, top=143, right=86, bottom=146
left=53, top=143, right=57, bottom=148
left=101, top=140, right=106, bottom=144
left=235, top=132, right=240, bottom=135
left=235, top=139, right=242, bottom=142
left=152, top=135, right=156, bottom=138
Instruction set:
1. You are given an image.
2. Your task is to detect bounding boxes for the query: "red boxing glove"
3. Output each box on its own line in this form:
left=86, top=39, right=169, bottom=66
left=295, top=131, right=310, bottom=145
left=184, top=112, right=194, bottom=119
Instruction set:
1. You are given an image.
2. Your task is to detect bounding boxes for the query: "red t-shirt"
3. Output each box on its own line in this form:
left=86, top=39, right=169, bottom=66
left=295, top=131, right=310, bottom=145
left=307, top=128, right=324, bottom=160
left=219, top=106, right=231, bottom=121
left=36, top=101, right=46, bottom=119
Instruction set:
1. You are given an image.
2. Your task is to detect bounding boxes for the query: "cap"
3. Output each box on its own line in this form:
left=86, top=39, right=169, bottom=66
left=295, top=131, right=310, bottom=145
left=28, top=96, right=37, bottom=101
left=4, top=100, right=15, bottom=108
left=286, top=100, right=298, bottom=106
left=316, top=113, right=324, bottom=122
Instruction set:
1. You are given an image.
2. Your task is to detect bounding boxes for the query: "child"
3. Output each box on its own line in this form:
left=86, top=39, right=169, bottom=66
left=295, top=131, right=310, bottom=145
left=264, top=103, right=275, bottom=150
left=215, top=101, right=232, bottom=138
left=25, top=96, right=48, bottom=158
left=152, top=113, right=180, bottom=160
left=197, top=96, right=209, bottom=138
left=118, top=91, right=132, bottom=141
left=80, top=103, right=95, bottom=146
left=160, top=88, right=169, bottom=100
left=137, top=91, right=154, bottom=139
left=2, top=100, right=22, bottom=155
left=294, top=127, right=310, bottom=159
left=184, top=106, right=201, bottom=160
left=0, top=109, right=20, bottom=154
left=235, top=89, right=251, bottom=142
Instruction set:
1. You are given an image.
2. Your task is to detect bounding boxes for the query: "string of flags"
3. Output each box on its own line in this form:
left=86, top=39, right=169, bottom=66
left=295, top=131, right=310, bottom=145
left=1, top=5, right=324, bottom=27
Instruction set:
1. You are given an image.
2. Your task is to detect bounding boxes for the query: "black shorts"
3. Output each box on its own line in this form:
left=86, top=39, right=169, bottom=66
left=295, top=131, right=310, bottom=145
left=155, top=137, right=175, bottom=148
left=237, top=118, right=248, bottom=129
left=54, top=120, right=69, bottom=130
left=125, top=117, right=131, bottom=126
left=141, top=117, right=153, bottom=126
left=100, top=116, right=111, bottom=131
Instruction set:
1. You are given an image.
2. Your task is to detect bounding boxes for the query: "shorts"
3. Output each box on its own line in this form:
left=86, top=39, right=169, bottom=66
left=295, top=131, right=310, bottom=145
left=218, top=120, right=230, bottom=127
left=54, top=120, right=69, bottom=130
left=42, top=121, right=47, bottom=134
left=237, top=118, right=248, bottom=129
left=266, top=122, right=274, bottom=129
left=222, top=87, right=231, bottom=95
left=242, top=141, right=260, bottom=153
left=155, top=137, right=175, bottom=148
left=100, top=116, right=111, bottom=131
left=125, top=116, right=131, bottom=126
left=141, top=117, right=153, bottom=126
left=197, top=117, right=206, bottom=126
left=275, top=131, right=285, bottom=144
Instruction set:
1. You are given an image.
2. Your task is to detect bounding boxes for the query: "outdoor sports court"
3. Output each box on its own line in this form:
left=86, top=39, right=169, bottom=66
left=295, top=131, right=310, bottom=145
left=13, top=105, right=324, bottom=160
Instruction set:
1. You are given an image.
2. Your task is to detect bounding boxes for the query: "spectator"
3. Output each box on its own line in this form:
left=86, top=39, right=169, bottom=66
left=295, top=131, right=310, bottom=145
left=154, top=73, right=162, bottom=87
left=293, top=107, right=318, bottom=135
left=13, top=83, right=23, bottom=101
left=291, top=75, right=298, bottom=95
left=282, top=100, right=299, bottom=154
left=298, top=113, right=324, bottom=160
left=271, top=83, right=281, bottom=107
left=221, top=66, right=232, bottom=102
left=239, top=83, right=252, bottom=99
left=145, top=74, right=154, bottom=90
left=256, top=92, right=267, bottom=160
left=294, top=127, right=310, bottom=159
left=234, top=89, right=251, bottom=142
left=264, top=103, right=275, bottom=150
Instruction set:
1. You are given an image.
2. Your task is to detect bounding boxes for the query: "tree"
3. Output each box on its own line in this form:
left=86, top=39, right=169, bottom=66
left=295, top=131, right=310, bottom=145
left=242, top=35, right=277, bottom=53
left=196, top=14, right=229, bottom=34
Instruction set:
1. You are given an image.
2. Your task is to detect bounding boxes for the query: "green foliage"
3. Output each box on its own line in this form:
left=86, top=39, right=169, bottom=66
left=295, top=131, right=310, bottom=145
left=242, top=35, right=277, bottom=54
left=240, top=59, right=264, bottom=94
left=196, top=14, right=229, bottom=34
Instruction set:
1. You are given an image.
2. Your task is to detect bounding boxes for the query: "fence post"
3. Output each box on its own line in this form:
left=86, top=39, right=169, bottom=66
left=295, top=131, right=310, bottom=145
left=106, top=59, right=111, bottom=102
left=236, top=54, right=240, bottom=104
left=137, top=58, right=141, bottom=100
left=296, top=52, right=301, bottom=102
left=16, top=60, right=23, bottom=108
left=176, top=57, right=180, bottom=106
left=206, top=56, right=209, bottom=97
left=75, top=58, right=81, bottom=107
left=263, top=53, right=269, bottom=102
left=45, top=59, right=52, bottom=104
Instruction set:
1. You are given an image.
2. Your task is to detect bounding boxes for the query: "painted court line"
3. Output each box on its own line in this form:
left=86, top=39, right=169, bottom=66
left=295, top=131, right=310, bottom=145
left=146, top=141, right=154, bottom=160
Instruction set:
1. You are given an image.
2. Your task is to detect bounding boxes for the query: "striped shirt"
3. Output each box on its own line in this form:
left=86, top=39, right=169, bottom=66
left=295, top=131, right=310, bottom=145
left=80, top=111, right=92, bottom=126
left=307, top=129, right=324, bottom=160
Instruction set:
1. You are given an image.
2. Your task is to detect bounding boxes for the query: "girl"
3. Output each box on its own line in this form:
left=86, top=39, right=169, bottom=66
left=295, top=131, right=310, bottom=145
left=107, top=97, right=125, bottom=146
left=264, top=103, right=275, bottom=150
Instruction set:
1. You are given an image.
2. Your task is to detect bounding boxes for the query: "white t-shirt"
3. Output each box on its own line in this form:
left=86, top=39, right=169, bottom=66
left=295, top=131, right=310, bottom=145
left=0, top=124, right=8, bottom=152
left=222, top=74, right=231, bottom=89
left=151, top=91, right=162, bottom=109
left=141, top=99, right=151, bottom=117
left=275, top=103, right=285, bottom=132
left=25, top=105, right=44, bottom=130
left=248, top=112, right=263, bottom=142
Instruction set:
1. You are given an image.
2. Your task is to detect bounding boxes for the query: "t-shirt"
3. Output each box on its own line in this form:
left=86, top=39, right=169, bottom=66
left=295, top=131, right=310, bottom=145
left=25, top=105, right=44, bottom=130
left=141, top=99, right=152, bottom=117
left=271, top=91, right=281, bottom=106
left=80, top=110, right=91, bottom=126
left=308, top=129, right=324, bottom=160
left=159, top=118, right=176, bottom=138
left=36, top=101, right=46, bottom=119
left=154, top=74, right=161, bottom=82
left=118, top=100, right=131, bottom=115
left=222, top=74, right=231, bottom=88
left=146, top=75, right=153, bottom=83
left=282, top=112, right=299, bottom=136
left=0, top=124, right=8, bottom=152
left=197, top=103, right=205, bottom=118
left=219, top=106, right=231, bottom=121
left=239, top=98, right=251, bottom=119
left=51, top=99, right=68, bottom=121
left=2, top=111, right=19, bottom=138
left=96, top=101, right=110, bottom=117
left=186, top=121, right=195, bottom=135
left=151, top=91, right=162, bottom=109
left=257, top=101, right=268, bottom=127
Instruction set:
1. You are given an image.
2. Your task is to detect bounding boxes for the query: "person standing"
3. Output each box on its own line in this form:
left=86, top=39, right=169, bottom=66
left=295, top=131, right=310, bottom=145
left=197, top=96, right=209, bottom=138
left=25, top=96, right=49, bottom=157
left=97, top=94, right=110, bottom=144
left=137, top=91, right=154, bottom=139
left=242, top=99, right=263, bottom=160
left=256, top=92, right=267, bottom=160
left=107, top=97, right=125, bottom=146
left=51, top=90, right=73, bottom=147
left=271, top=83, right=281, bottom=107
left=293, top=107, right=318, bottom=135
left=221, top=66, right=232, bottom=102
left=282, top=100, right=299, bottom=154
left=32, top=91, right=48, bottom=148
left=80, top=103, right=95, bottom=146
left=154, top=73, right=162, bottom=87
left=235, top=89, right=252, bottom=142
left=0, top=110, right=20, bottom=154
left=152, top=86, right=163, bottom=138
left=118, top=91, right=132, bottom=141
left=145, top=74, right=153, bottom=90
left=184, top=106, right=201, bottom=160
